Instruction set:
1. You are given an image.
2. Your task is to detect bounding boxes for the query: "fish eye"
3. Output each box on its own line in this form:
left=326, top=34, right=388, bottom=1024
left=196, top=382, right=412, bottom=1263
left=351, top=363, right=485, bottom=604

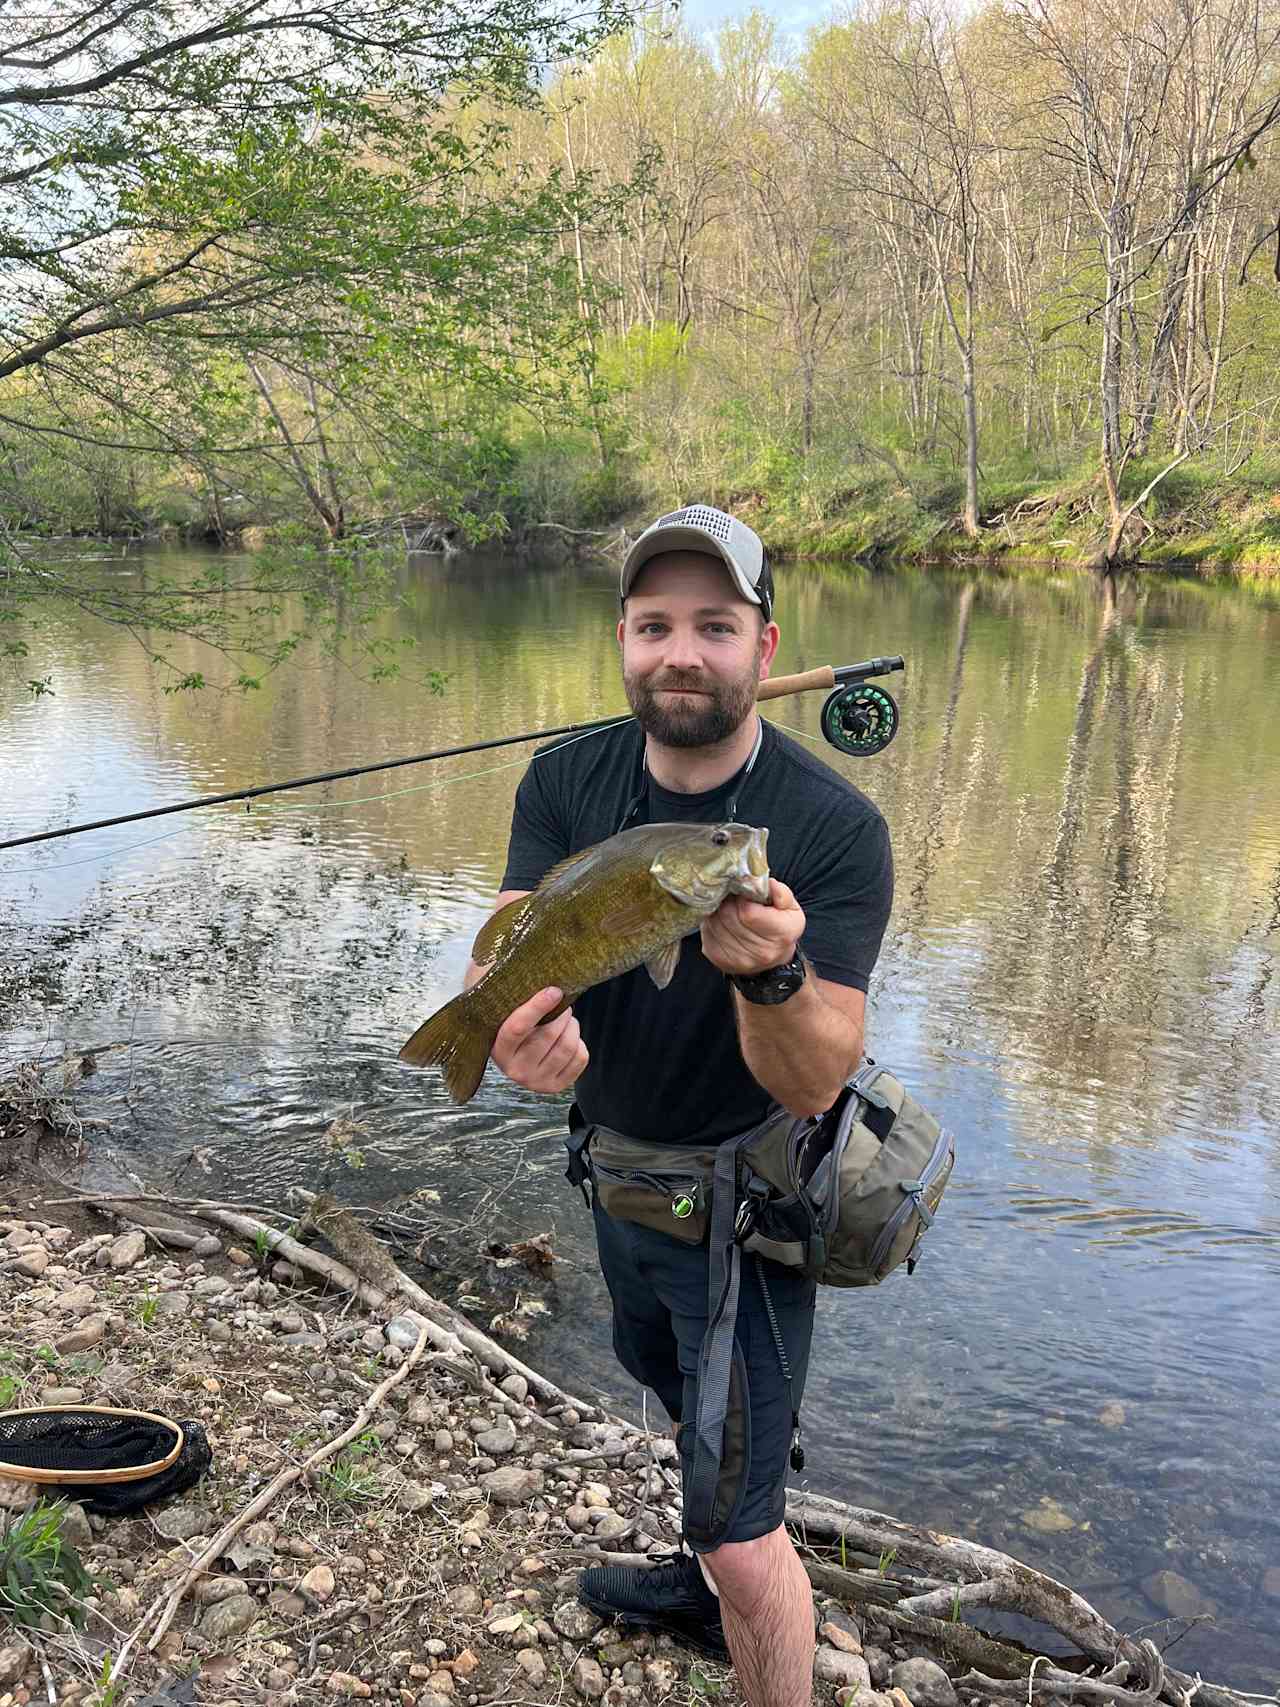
left=711, top=829, right=729, bottom=846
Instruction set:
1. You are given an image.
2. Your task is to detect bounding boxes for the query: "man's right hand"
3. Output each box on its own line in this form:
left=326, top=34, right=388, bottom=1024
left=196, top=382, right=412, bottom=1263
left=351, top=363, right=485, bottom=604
left=491, top=986, right=589, bottom=1094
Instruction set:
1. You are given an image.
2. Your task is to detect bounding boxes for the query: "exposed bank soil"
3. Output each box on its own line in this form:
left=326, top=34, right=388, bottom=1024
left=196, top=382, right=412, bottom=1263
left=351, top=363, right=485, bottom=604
left=0, top=1084, right=1264, bottom=1707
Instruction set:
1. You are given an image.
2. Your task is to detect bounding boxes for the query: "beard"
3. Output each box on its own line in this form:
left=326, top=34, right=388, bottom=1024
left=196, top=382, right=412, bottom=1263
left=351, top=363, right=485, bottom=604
left=623, top=664, right=758, bottom=749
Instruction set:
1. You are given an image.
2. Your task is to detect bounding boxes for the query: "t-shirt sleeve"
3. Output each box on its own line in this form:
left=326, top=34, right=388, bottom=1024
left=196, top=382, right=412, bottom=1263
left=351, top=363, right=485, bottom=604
left=795, top=809, right=894, bottom=992
left=501, top=757, right=570, bottom=893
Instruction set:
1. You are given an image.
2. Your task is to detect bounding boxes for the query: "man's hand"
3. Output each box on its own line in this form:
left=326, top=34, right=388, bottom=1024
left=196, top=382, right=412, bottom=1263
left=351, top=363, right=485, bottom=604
left=491, top=986, right=589, bottom=1094
left=700, top=878, right=805, bottom=977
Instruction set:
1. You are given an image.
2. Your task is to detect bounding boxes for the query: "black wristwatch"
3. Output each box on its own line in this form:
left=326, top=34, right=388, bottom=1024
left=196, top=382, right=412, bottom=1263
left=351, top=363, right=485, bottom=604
left=731, top=949, right=807, bottom=1006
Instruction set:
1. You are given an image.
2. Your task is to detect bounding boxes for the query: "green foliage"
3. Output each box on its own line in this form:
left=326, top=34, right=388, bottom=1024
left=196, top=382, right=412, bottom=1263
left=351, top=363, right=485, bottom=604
left=137, top=1294, right=159, bottom=1329
left=321, top=1430, right=384, bottom=1503
left=0, top=1501, right=94, bottom=1630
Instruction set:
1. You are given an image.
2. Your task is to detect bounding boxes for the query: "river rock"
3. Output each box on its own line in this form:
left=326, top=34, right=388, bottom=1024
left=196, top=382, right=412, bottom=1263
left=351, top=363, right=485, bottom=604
left=865, top=1645, right=892, bottom=1686
left=300, top=1564, right=337, bottom=1603
left=815, top=1648, right=871, bottom=1689
left=327, top=1674, right=372, bottom=1698
left=52, top=1283, right=97, bottom=1314
left=517, top=1648, right=547, bottom=1685
left=194, top=1575, right=249, bottom=1605
left=564, top=1505, right=592, bottom=1532
left=153, top=1504, right=213, bottom=1541
left=447, top=1584, right=483, bottom=1615
left=890, top=1658, right=959, bottom=1707
left=42, top=1385, right=85, bottom=1406
left=480, top=1465, right=542, bottom=1505
left=385, top=1314, right=423, bottom=1350
left=1142, top=1569, right=1217, bottom=1620
left=820, top=1615, right=862, bottom=1654
left=501, top=1373, right=529, bottom=1403
left=1021, top=1497, right=1075, bottom=1533
left=0, top=1643, right=31, bottom=1686
left=200, top=1593, right=258, bottom=1641
left=155, top=1290, right=191, bottom=1317
left=554, top=1601, right=603, bottom=1640
left=14, top=1246, right=49, bottom=1277
left=193, top=1274, right=229, bottom=1298
left=58, top=1502, right=93, bottom=1549
left=1098, top=1402, right=1127, bottom=1428
left=108, top=1230, right=147, bottom=1270
left=574, top=1657, right=606, bottom=1699
left=475, top=1425, right=518, bottom=1456
left=55, top=1316, right=105, bottom=1354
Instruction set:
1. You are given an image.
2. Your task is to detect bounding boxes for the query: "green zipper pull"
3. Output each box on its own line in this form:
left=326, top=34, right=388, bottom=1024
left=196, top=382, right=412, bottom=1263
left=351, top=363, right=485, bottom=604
left=672, top=1192, right=696, bottom=1221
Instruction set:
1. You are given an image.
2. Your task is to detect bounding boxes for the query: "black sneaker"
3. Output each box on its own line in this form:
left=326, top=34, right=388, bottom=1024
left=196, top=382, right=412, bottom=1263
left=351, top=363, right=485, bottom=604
left=578, top=1550, right=729, bottom=1662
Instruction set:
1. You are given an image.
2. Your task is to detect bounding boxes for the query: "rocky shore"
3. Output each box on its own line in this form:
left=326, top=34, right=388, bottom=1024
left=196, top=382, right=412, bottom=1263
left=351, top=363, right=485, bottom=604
left=0, top=1209, right=965, bottom=1707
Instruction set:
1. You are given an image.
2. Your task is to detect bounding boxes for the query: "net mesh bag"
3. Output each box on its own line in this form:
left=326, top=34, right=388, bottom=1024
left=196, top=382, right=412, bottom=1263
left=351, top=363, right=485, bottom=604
left=0, top=1408, right=212, bottom=1517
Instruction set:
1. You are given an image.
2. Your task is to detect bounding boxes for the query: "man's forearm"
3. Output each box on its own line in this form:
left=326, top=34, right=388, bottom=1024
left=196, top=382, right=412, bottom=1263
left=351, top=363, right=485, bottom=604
left=733, top=973, right=863, bottom=1117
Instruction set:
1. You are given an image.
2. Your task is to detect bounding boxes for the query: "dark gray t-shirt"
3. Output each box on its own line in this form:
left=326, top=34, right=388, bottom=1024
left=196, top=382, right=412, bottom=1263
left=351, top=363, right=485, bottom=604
left=501, top=718, right=893, bottom=1145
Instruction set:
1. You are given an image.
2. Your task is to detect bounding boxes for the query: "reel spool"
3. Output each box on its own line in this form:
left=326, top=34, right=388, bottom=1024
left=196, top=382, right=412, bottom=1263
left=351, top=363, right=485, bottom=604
left=820, top=681, right=900, bottom=756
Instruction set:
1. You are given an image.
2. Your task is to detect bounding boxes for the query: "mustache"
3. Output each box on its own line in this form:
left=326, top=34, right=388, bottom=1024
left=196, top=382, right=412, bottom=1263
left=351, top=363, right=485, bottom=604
left=650, top=673, right=713, bottom=693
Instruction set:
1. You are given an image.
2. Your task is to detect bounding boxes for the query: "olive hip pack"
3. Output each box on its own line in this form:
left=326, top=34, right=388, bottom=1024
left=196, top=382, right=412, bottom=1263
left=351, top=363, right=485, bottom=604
left=567, top=1059, right=955, bottom=1548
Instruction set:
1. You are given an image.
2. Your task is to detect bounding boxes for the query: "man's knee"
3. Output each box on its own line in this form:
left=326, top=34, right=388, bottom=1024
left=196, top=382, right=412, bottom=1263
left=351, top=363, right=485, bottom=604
left=699, top=1524, right=795, bottom=1614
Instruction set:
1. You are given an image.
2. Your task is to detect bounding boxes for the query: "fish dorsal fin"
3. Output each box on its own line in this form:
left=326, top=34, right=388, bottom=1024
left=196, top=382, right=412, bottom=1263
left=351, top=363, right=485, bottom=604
left=471, top=894, right=534, bottom=965
left=536, top=845, right=602, bottom=892
left=644, top=939, right=683, bottom=989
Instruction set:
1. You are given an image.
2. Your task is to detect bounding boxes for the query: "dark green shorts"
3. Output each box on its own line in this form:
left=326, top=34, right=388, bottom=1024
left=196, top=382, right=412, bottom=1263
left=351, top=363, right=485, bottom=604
left=592, top=1196, right=817, bottom=1551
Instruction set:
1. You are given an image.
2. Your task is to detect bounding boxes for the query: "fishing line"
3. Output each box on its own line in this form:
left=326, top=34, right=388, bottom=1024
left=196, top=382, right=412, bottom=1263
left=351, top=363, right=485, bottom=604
left=1, top=721, right=627, bottom=876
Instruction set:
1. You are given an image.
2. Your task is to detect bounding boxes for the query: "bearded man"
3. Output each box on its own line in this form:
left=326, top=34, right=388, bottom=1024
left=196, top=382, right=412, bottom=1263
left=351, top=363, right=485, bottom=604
left=464, top=505, right=894, bottom=1707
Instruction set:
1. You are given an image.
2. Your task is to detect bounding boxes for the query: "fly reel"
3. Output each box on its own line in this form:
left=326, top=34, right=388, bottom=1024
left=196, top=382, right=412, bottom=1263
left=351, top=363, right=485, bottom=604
left=819, top=658, right=903, bottom=757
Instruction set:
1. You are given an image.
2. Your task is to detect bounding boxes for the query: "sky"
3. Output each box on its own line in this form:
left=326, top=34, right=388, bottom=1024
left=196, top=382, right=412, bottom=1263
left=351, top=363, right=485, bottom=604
left=677, top=0, right=833, bottom=47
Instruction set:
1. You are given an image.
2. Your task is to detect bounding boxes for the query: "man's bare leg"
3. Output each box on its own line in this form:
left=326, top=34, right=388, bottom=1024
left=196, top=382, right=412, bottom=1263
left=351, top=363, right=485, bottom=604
left=701, top=1525, right=814, bottom=1707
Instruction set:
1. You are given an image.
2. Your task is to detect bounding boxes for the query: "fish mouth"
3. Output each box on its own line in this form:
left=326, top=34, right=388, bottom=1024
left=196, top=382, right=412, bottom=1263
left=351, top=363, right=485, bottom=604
left=734, top=827, right=770, bottom=902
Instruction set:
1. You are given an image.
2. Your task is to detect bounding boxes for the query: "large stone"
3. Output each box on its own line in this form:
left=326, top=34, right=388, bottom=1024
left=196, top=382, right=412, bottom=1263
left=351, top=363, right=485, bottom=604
left=385, top=1314, right=423, bottom=1350
left=480, top=1465, right=543, bottom=1506
left=574, top=1657, right=606, bottom=1700
left=474, top=1426, right=518, bottom=1456
left=108, top=1230, right=147, bottom=1271
left=15, top=1246, right=49, bottom=1278
left=153, top=1504, right=214, bottom=1541
left=1142, top=1569, right=1218, bottom=1620
left=517, top=1648, right=547, bottom=1686
left=0, top=1642, right=32, bottom=1685
left=52, top=1284, right=98, bottom=1315
left=42, top=1385, right=85, bottom=1406
left=815, top=1648, right=872, bottom=1690
left=155, top=1291, right=191, bottom=1318
left=58, top=1502, right=93, bottom=1549
left=199, top=1593, right=259, bottom=1641
left=1021, top=1497, right=1075, bottom=1534
left=299, top=1564, right=337, bottom=1603
left=553, top=1601, right=603, bottom=1640
left=54, top=1317, right=105, bottom=1355
left=501, top=1374, right=529, bottom=1403
left=447, top=1584, right=483, bottom=1615
left=820, top=1618, right=863, bottom=1654
left=889, top=1658, right=959, bottom=1707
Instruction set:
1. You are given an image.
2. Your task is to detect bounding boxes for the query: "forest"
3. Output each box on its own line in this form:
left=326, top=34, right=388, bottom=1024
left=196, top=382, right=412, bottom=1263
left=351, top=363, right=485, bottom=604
left=5, top=0, right=1280, bottom=581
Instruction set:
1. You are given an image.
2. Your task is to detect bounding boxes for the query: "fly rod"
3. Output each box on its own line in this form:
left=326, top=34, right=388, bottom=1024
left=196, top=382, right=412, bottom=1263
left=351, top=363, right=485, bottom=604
left=0, top=655, right=904, bottom=854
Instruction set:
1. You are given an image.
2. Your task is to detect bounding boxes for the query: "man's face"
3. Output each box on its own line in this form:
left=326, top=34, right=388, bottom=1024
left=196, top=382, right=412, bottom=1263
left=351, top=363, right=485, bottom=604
left=618, top=552, right=779, bottom=749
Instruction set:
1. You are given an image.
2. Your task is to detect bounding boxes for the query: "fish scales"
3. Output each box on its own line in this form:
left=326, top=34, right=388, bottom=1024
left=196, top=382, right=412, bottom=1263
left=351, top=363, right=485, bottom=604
left=398, top=822, right=770, bottom=1103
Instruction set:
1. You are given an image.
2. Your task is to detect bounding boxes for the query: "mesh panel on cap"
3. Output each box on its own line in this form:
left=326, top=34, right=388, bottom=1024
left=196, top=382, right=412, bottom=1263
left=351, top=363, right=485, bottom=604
left=678, top=505, right=733, bottom=542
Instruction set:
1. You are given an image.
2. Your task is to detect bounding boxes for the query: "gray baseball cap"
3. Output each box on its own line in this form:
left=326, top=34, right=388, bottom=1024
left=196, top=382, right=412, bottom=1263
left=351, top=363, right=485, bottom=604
left=620, top=504, right=774, bottom=620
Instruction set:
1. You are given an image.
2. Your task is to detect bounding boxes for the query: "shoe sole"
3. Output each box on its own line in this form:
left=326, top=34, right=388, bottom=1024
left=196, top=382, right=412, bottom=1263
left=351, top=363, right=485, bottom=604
left=578, top=1589, right=730, bottom=1664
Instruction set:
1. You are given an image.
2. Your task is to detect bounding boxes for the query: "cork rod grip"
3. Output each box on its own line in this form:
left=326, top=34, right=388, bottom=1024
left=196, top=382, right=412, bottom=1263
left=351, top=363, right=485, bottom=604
left=755, top=666, right=837, bottom=702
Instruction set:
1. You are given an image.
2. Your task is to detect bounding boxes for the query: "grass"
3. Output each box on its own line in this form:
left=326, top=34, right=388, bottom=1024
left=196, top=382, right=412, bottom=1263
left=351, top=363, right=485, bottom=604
left=0, top=1500, right=94, bottom=1630
left=319, top=1429, right=384, bottom=1503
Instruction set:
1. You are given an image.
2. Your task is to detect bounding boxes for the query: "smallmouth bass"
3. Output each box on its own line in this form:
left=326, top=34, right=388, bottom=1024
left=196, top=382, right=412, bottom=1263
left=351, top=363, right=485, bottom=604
left=398, top=821, right=771, bottom=1103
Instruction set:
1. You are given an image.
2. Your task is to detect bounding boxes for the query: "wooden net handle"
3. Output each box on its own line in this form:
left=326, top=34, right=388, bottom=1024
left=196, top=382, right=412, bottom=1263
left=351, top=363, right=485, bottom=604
left=755, top=666, right=836, bottom=702
left=0, top=1405, right=185, bottom=1485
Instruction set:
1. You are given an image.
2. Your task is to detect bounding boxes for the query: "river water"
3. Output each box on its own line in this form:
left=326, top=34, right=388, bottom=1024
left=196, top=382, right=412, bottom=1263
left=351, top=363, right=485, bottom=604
left=2, top=548, right=1278, bottom=1688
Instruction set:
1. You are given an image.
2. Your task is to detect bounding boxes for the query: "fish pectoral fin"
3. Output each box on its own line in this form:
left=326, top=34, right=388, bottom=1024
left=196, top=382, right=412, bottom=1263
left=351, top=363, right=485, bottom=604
left=471, top=895, right=533, bottom=965
left=644, top=939, right=682, bottom=990
left=599, top=899, right=664, bottom=938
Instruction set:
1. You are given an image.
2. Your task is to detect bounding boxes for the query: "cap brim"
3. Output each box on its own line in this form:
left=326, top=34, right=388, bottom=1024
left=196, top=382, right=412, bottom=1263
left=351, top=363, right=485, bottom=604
left=621, top=526, right=761, bottom=605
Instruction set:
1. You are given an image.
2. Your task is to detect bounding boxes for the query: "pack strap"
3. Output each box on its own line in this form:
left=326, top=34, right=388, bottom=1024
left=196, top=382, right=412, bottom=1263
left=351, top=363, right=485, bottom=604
left=684, top=1135, right=747, bottom=1546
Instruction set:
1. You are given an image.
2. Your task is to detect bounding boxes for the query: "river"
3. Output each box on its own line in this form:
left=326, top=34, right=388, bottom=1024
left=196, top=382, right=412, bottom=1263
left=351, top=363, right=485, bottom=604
left=2, top=547, right=1278, bottom=1688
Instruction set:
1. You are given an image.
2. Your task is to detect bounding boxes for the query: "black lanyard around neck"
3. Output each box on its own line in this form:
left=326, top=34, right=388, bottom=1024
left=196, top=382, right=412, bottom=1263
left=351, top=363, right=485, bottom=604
left=616, top=721, right=765, bottom=835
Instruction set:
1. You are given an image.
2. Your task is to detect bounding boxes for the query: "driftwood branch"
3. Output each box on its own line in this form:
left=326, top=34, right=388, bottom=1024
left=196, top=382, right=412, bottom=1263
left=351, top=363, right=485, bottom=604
left=105, top=1317, right=431, bottom=1689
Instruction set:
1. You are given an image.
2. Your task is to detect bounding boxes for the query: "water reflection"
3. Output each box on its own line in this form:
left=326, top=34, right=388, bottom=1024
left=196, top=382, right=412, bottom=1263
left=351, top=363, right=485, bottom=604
left=2, top=549, right=1280, bottom=1687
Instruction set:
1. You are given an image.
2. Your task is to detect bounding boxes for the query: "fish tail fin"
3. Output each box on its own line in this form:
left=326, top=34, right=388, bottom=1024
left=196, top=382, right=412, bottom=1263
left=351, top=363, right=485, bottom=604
left=398, top=992, right=497, bottom=1104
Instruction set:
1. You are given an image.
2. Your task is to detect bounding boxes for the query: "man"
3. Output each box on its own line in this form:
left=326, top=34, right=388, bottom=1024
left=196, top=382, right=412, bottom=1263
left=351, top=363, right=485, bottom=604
left=465, top=505, right=893, bottom=1707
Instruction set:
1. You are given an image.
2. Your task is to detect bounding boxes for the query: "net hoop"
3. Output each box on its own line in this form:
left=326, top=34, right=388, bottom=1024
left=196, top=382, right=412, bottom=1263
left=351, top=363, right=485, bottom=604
left=0, top=1405, right=186, bottom=1486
